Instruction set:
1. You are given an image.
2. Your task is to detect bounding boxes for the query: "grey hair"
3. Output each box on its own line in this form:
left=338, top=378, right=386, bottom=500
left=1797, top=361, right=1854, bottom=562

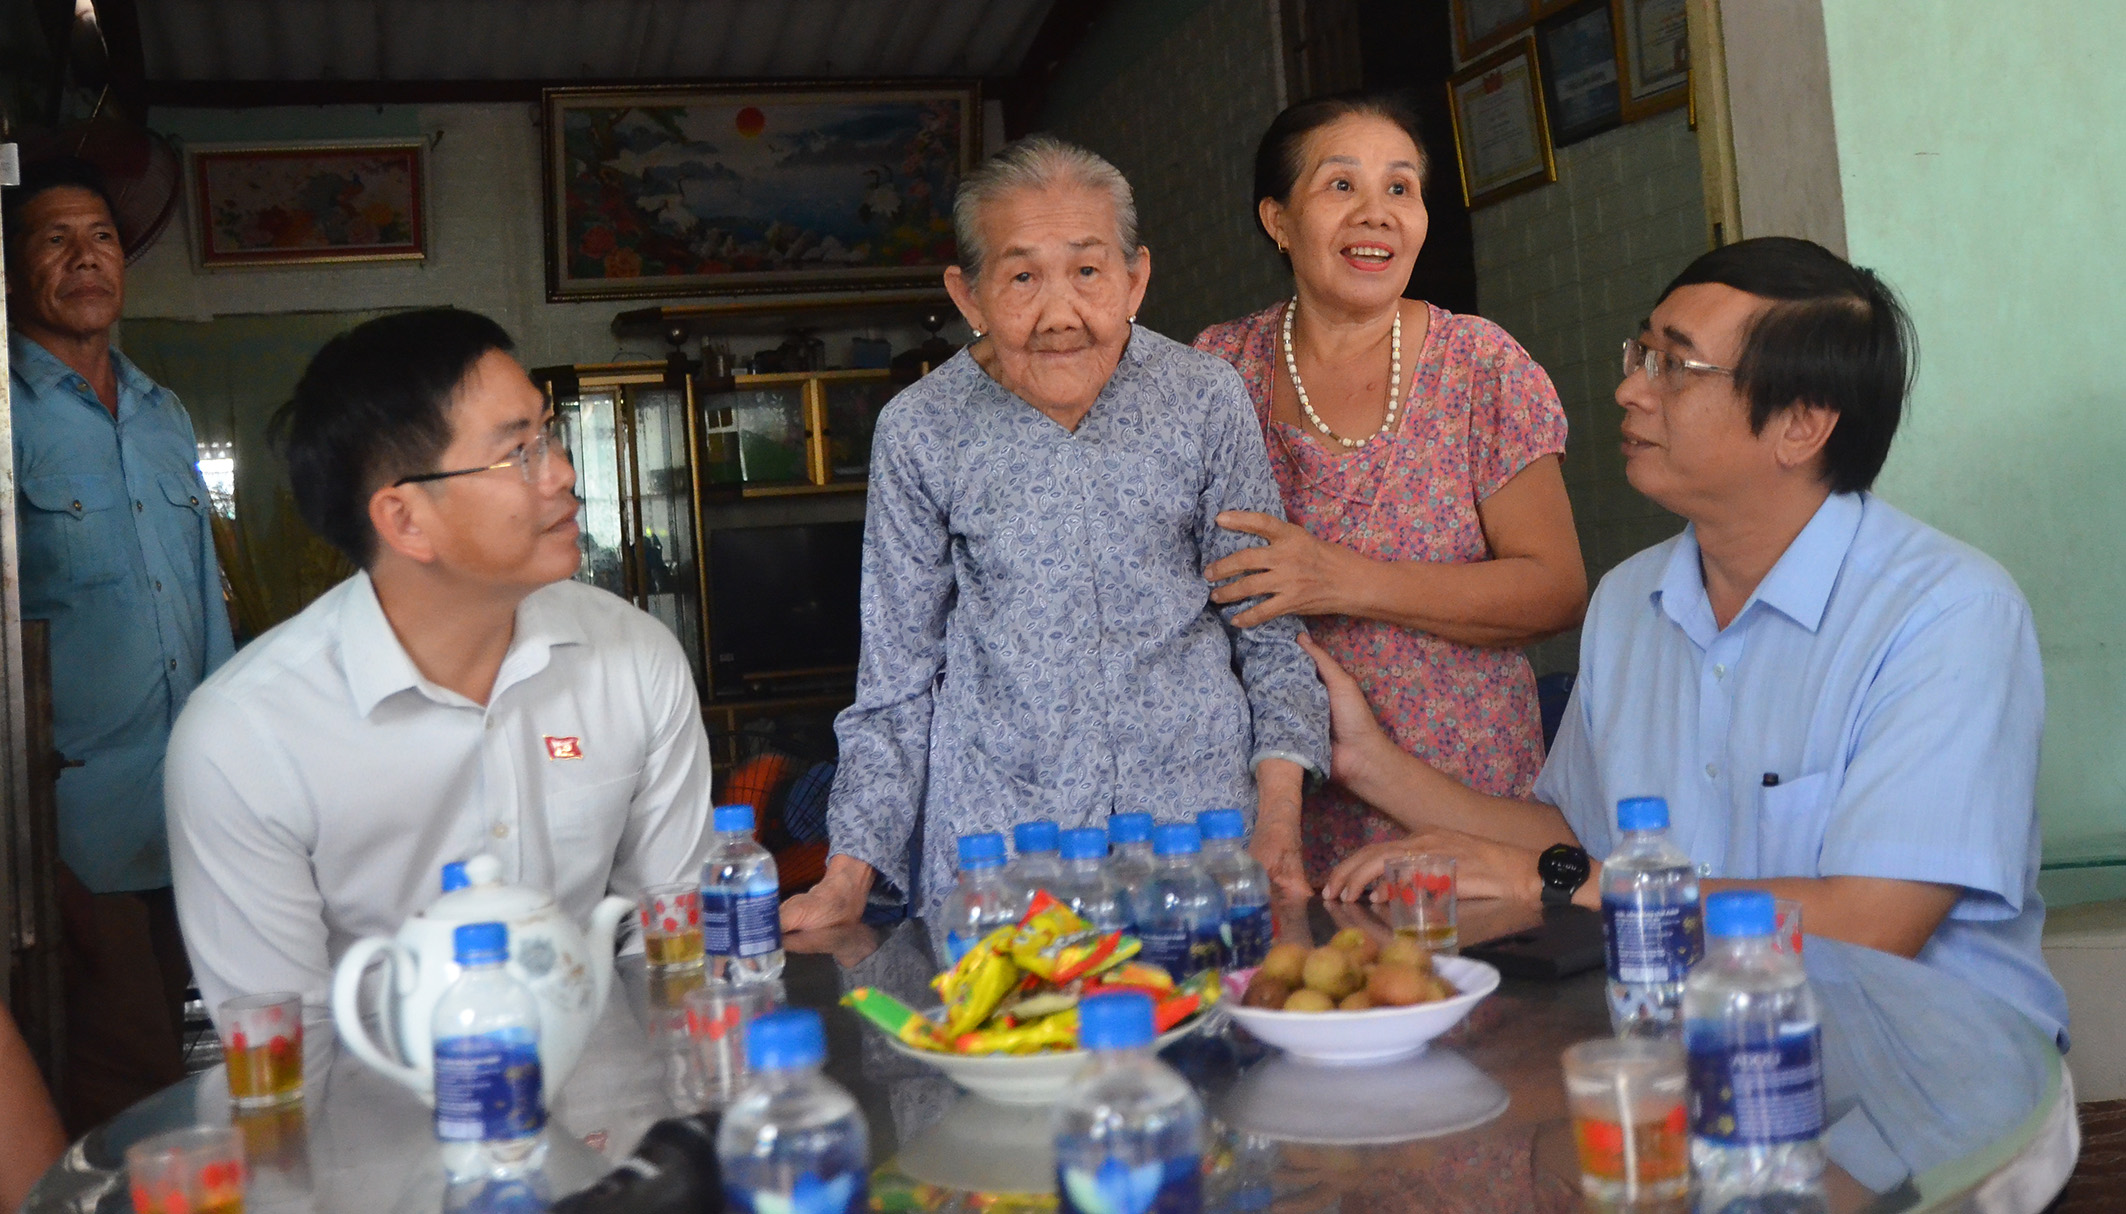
left=952, top=135, right=1141, bottom=278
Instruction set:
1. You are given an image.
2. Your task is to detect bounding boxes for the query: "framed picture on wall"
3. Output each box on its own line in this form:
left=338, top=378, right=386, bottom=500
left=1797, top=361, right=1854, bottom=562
left=1614, top=0, right=1690, bottom=120
left=187, top=140, right=426, bottom=268
left=1447, top=38, right=1558, bottom=209
left=542, top=82, right=979, bottom=304
left=1537, top=0, right=1622, bottom=147
left=1452, top=0, right=1537, bottom=63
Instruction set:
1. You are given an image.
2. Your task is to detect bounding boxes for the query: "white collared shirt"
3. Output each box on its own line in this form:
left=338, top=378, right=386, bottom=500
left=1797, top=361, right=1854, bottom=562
left=167, top=572, right=715, bottom=1025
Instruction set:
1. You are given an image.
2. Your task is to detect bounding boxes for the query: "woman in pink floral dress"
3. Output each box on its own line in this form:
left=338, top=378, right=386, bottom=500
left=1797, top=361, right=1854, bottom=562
left=1196, top=96, right=1587, bottom=889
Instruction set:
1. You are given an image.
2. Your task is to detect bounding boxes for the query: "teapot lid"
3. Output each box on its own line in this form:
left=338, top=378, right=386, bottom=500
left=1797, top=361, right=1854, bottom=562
left=424, top=855, right=552, bottom=922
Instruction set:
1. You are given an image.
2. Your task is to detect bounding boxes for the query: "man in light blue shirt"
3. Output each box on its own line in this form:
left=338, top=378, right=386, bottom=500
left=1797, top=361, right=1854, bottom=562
left=7, top=157, right=233, bottom=1125
left=1311, top=236, right=2067, bottom=1046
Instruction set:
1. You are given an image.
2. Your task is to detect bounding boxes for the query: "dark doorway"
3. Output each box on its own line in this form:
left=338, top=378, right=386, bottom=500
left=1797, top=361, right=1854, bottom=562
left=1358, top=0, right=1478, bottom=316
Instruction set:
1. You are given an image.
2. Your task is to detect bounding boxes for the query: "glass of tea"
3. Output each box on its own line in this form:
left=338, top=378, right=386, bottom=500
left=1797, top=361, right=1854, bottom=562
left=642, top=882, right=706, bottom=969
left=1561, top=1037, right=1690, bottom=1209
left=1383, top=853, right=1459, bottom=954
left=127, top=1125, right=247, bottom=1214
left=219, top=993, right=303, bottom=1108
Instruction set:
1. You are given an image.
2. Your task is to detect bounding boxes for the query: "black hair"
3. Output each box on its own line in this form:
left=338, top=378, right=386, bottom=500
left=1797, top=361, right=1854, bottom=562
left=271, top=308, right=517, bottom=567
left=1658, top=236, right=1918, bottom=495
left=1252, top=92, right=1429, bottom=249
left=2, top=156, right=121, bottom=275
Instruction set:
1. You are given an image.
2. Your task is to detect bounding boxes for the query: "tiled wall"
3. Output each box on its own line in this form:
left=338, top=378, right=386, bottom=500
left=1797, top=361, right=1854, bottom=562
left=1042, top=0, right=1293, bottom=343
left=1471, top=109, right=1707, bottom=673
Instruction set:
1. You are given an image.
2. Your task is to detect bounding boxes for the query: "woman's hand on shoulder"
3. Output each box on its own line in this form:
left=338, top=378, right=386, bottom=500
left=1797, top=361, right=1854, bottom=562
left=1206, top=512, right=1361, bottom=626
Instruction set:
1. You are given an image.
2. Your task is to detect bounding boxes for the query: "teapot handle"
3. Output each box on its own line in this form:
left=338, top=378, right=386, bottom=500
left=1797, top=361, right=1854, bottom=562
left=331, top=937, right=426, bottom=1092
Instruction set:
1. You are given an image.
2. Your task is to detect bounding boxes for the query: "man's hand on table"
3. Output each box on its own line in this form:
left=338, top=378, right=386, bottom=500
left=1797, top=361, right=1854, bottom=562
left=1253, top=756, right=1313, bottom=897
left=779, top=854, right=874, bottom=932
left=1321, top=826, right=1546, bottom=905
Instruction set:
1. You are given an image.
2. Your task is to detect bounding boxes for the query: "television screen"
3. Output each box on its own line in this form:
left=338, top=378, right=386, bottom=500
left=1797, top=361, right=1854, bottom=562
left=707, top=520, right=864, bottom=694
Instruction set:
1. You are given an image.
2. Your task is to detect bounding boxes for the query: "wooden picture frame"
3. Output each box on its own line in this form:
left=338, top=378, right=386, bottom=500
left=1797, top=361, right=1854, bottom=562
left=1537, top=0, right=1623, bottom=147
left=1452, top=0, right=1537, bottom=63
left=1447, top=38, right=1558, bottom=209
left=542, top=82, right=979, bottom=304
left=187, top=140, right=426, bottom=268
left=1613, top=0, right=1690, bottom=120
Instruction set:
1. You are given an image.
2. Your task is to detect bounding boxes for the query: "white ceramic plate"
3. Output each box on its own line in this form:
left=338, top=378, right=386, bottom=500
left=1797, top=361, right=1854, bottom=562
left=1221, top=955, right=1500, bottom=1064
left=875, top=1009, right=1203, bottom=1106
left=1215, top=1048, right=1510, bottom=1144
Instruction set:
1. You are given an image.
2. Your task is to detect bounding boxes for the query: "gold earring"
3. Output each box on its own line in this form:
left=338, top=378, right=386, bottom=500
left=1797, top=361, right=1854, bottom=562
left=1277, top=238, right=1288, bottom=254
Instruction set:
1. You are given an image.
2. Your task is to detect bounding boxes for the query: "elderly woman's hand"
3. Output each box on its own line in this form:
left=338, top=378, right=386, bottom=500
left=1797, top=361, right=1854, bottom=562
left=1207, top=511, right=1363, bottom=626
left=779, top=855, right=875, bottom=932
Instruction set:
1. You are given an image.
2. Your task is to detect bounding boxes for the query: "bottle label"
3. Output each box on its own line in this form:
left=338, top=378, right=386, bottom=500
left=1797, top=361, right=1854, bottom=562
left=434, top=1030, right=544, bottom=1142
left=1058, top=1154, right=1203, bottom=1214
left=705, top=885, right=781, bottom=959
left=1602, top=896, right=1703, bottom=984
left=1225, top=903, right=1271, bottom=969
left=1687, top=1025, right=1825, bottom=1145
left=724, top=1168, right=866, bottom=1214
left=1140, top=920, right=1225, bottom=982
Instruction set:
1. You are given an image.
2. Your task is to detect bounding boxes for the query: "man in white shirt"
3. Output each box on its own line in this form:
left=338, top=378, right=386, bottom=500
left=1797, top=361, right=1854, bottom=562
left=166, top=308, right=714, bottom=1029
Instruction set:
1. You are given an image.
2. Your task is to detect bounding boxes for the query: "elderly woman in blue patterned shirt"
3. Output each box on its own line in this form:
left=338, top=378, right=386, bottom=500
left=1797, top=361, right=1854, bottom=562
left=781, top=137, right=1330, bottom=931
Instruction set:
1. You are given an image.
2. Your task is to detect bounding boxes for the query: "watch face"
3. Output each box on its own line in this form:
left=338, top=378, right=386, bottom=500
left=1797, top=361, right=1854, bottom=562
left=1539, top=845, right=1590, bottom=889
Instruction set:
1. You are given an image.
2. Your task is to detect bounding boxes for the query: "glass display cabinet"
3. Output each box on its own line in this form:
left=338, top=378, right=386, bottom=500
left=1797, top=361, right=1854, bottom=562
left=697, top=368, right=897, bottom=493
left=533, top=362, right=708, bottom=689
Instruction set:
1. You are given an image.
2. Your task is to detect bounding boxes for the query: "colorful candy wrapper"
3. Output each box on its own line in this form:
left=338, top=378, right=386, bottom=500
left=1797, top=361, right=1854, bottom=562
left=1152, top=969, right=1222, bottom=1033
left=932, top=925, right=1018, bottom=1003
left=941, top=933, right=1021, bottom=1038
left=1012, top=916, right=1139, bottom=986
left=1086, top=961, right=1177, bottom=998
left=841, top=987, right=947, bottom=1051
left=953, top=1008, right=1079, bottom=1055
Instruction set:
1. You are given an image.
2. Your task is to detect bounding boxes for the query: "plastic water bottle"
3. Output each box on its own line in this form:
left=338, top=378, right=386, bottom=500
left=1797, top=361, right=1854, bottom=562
left=717, top=1009, right=869, bottom=1214
left=1685, top=891, right=1827, bottom=1212
left=442, top=861, right=471, bottom=893
left=1054, top=827, right=1134, bottom=932
left=1137, top=824, right=1228, bottom=983
left=433, top=922, right=548, bottom=1185
left=1602, top=796, right=1703, bottom=1038
left=1053, top=992, right=1205, bottom=1214
left=1106, top=812, right=1156, bottom=889
left=1196, top=809, right=1271, bottom=970
left=938, top=832, right=1021, bottom=964
left=1007, top=820, right=1065, bottom=906
left=702, top=804, right=784, bottom=985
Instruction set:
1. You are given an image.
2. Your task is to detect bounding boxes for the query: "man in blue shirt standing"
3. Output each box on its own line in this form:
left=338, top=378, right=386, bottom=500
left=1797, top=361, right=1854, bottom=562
left=1311, top=237, right=2068, bottom=1048
left=6, top=157, right=233, bottom=1127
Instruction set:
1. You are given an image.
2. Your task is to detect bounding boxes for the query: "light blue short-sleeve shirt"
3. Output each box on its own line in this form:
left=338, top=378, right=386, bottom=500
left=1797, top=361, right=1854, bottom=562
left=1537, top=491, right=2068, bottom=1046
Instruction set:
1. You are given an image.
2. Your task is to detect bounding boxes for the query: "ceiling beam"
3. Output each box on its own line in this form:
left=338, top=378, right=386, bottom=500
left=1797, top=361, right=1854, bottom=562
left=996, top=0, right=1116, bottom=139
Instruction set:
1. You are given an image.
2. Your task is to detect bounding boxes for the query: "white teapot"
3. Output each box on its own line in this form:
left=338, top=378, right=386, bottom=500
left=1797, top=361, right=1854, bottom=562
left=330, top=854, right=634, bottom=1104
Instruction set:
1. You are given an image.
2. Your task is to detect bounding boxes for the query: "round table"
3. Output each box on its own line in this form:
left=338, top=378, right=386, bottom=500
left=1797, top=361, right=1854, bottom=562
left=26, top=900, right=2074, bottom=1213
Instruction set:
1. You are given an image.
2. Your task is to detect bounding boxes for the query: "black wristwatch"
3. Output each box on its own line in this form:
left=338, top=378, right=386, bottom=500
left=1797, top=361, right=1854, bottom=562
left=1538, top=844, right=1592, bottom=908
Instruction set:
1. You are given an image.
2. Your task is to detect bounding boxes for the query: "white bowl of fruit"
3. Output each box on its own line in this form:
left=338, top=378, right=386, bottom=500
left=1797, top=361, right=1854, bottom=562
left=1222, top=930, right=1498, bottom=1065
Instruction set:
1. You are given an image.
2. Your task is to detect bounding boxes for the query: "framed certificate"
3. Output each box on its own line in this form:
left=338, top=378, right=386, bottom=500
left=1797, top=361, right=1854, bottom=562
left=1452, top=0, right=1536, bottom=62
left=1447, top=38, right=1558, bottom=209
left=1537, top=0, right=1622, bottom=147
left=1614, top=0, right=1690, bottom=120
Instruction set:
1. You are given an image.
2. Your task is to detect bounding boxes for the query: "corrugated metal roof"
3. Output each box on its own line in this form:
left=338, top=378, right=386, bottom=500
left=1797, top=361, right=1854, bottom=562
left=135, top=0, right=1055, bottom=82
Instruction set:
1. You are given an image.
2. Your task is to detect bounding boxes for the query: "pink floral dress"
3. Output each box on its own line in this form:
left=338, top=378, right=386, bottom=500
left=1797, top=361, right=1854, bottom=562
left=1195, top=302, right=1569, bottom=879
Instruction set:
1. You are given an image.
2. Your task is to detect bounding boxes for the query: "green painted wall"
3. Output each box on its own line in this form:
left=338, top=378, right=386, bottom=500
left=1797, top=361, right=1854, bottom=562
left=1819, top=4, right=2126, bottom=858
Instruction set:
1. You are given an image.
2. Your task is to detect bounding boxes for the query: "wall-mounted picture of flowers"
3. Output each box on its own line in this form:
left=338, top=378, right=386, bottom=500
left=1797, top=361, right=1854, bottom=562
left=543, top=83, right=978, bottom=304
left=188, top=141, right=426, bottom=268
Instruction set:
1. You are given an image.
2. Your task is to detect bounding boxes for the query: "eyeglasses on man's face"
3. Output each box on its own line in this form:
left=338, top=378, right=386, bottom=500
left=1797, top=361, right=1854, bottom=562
left=394, top=415, right=570, bottom=489
left=1621, top=338, right=1735, bottom=392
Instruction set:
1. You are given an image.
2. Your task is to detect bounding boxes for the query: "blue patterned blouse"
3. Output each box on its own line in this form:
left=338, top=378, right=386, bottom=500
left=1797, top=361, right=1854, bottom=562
left=827, top=326, right=1330, bottom=918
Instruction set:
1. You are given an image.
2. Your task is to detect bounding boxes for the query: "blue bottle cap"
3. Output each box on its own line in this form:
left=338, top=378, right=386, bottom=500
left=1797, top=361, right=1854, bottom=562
left=1078, top=991, right=1156, bottom=1050
left=1107, top=812, right=1153, bottom=845
left=1060, top=827, right=1110, bottom=861
left=1705, top=890, right=1776, bottom=939
left=453, top=921, right=509, bottom=965
left=1197, top=808, right=1247, bottom=841
left=441, top=861, right=470, bottom=893
left=957, top=831, right=1006, bottom=869
left=713, top=803, right=756, bottom=833
left=1013, top=820, right=1060, bottom=855
left=747, top=1008, right=827, bottom=1070
left=1152, top=823, right=1202, bottom=856
left=1616, top=796, right=1670, bottom=833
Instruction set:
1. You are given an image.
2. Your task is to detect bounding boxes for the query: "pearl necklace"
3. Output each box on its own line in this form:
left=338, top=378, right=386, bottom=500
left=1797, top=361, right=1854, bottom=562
left=1282, top=297, right=1401, bottom=449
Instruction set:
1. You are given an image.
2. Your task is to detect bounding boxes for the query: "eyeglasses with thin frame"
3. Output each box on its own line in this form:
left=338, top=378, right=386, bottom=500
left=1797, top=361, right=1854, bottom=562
left=1621, top=338, right=1734, bottom=391
left=394, top=415, right=569, bottom=488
